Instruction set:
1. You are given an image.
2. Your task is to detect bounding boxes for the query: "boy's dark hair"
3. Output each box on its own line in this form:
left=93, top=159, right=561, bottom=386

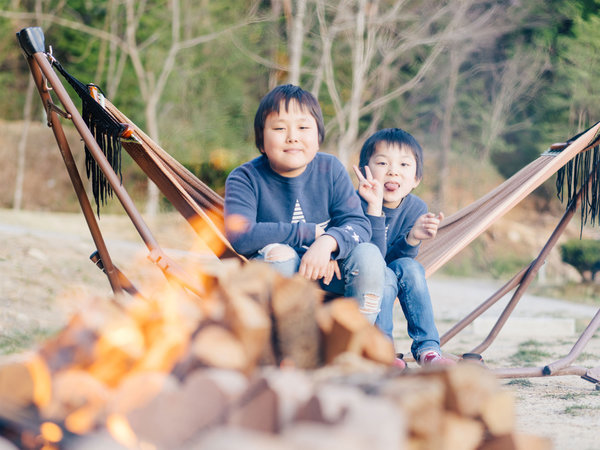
left=254, top=84, right=325, bottom=152
left=359, top=128, right=424, bottom=180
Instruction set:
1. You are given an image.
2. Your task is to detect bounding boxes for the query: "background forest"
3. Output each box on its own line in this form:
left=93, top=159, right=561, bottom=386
left=2, top=0, right=600, bottom=270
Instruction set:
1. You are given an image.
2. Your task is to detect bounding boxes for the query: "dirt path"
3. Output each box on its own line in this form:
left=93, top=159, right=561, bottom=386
left=1, top=208, right=599, bottom=449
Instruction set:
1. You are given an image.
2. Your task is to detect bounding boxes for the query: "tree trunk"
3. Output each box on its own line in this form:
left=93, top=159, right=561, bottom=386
left=336, top=0, right=368, bottom=167
left=437, top=47, right=461, bottom=212
left=288, top=0, right=307, bottom=85
left=13, top=76, right=36, bottom=210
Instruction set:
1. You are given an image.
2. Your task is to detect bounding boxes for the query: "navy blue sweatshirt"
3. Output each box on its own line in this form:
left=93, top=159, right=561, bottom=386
left=362, top=193, right=427, bottom=264
left=225, top=153, right=371, bottom=260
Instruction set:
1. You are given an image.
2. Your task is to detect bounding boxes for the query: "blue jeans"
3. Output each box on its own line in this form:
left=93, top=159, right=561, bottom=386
left=253, top=242, right=385, bottom=324
left=376, top=257, right=441, bottom=360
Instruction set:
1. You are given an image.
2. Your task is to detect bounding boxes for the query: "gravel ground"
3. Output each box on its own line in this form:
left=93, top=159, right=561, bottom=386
left=1, top=208, right=599, bottom=449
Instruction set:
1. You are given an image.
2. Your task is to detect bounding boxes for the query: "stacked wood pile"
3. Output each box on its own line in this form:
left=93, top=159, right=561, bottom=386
left=0, top=261, right=551, bottom=449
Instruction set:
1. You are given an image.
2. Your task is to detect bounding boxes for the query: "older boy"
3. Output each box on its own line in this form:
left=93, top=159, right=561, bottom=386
left=224, top=84, right=385, bottom=323
left=353, top=128, right=453, bottom=365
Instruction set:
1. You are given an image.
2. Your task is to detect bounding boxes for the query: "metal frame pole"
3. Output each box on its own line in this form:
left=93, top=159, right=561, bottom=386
left=25, top=53, right=124, bottom=296
left=30, top=50, right=204, bottom=297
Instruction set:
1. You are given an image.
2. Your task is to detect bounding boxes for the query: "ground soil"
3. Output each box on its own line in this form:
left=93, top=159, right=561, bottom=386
left=1, top=208, right=599, bottom=449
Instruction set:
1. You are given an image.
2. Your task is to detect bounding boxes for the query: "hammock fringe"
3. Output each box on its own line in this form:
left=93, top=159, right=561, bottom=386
left=555, top=124, right=600, bottom=234
left=52, top=60, right=125, bottom=215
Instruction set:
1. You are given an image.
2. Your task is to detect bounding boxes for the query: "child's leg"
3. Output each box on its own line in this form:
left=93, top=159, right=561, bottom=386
left=388, top=257, right=441, bottom=360
left=253, top=243, right=300, bottom=277
left=335, top=242, right=386, bottom=324
left=374, top=267, right=399, bottom=340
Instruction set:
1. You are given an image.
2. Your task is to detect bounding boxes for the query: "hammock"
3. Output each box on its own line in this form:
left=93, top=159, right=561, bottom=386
left=418, top=125, right=600, bottom=277
left=17, top=26, right=600, bottom=382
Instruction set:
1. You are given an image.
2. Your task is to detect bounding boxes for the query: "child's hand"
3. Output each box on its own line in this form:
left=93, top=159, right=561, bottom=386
left=407, top=212, right=444, bottom=245
left=322, top=260, right=341, bottom=285
left=353, top=165, right=383, bottom=216
left=299, top=235, right=338, bottom=281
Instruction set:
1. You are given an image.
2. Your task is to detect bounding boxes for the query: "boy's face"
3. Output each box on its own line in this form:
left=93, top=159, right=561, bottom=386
left=262, top=100, right=319, bottom=177
left=367, top=142, right=421, bottom=209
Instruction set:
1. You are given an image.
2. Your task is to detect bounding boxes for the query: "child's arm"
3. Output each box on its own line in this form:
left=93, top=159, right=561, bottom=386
left=353, top=165, right=387, bottom=256
left=385, top=196, right=430, bottom=261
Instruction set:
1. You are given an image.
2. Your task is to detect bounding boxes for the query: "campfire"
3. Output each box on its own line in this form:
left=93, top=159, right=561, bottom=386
left=0, top=258, right=550, bottom=449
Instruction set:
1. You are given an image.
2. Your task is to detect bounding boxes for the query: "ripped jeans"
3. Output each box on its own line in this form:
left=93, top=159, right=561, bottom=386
left=376, top=257, right=441, bottom=360
left=253, top=242, right=385, bottom=324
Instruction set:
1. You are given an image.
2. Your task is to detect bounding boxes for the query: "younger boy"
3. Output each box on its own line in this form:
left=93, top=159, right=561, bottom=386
left=224, top=84, right=386, bottom=323
left=353, top=128, right=453, bottom=365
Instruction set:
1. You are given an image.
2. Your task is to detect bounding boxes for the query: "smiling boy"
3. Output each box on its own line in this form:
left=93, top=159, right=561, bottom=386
left=354, top=128, right=453, bottom=365
left=224, top=84, right=386, bottom=323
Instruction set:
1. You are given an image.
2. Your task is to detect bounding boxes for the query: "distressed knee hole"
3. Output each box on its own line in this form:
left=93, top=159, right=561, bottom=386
left=359, top=293, right=380, bottom=315
left=262, top=244, right=297, bottom=262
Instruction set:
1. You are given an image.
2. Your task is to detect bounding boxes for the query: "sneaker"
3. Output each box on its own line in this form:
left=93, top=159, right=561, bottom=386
left=419, top=351, right=455, bottom=367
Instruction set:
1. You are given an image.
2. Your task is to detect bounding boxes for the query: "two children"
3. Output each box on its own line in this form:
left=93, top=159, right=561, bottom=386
left=224, top=84, right=449, bottom=366
left=224, top=84, right=386, bottom=324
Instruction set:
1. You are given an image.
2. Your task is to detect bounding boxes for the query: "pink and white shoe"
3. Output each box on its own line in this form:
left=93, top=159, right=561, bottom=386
left=419, top=351, right=455, bottom=367
left=392, top=357, right=407, bottom=370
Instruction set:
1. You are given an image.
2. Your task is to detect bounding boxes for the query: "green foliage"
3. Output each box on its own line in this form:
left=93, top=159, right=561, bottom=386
left=560, top=238, right=600, bottom=281
left=509, top=340, right=552, bottom=365
left=505, top=379, right=534, bottom=387
left=0, top=328, right=58, bottom=355
left=5, top=0, right=600, bottom=211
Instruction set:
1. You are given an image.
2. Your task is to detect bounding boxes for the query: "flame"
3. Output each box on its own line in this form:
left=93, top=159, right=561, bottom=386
left=29, top=354, right=53, bottom=409
left=24, top=200, right=249, bottom=446
left=188, top=213, right=229, bottom=266
left=224, top=214, right=248, bottom=234
left=64, top=404, right=99, bottom=435
left=86, top=315, right=145, bottom=387
left=40, top=421, right=62, bottom=443
left=106, top=414, right=138, bottom=448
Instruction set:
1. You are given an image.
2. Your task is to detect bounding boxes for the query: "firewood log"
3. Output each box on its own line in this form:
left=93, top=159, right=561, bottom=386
left=122, top=370, right=229, bottom=448
left=478, top=433, right=552, bottom=450
left=0, top=352, right=51, bottom=409
left=318, top=299, right=394, bottom=365
left=379, top=376, right=445, bottom=443
left=318, top=299, right=370, bottom=364
left=479, top=389, right=515, bottom=436
left=109, top=371, right=177, bottom=416
left=228, top=376, right=279, bottom=433
left=224, top=291, right=271, bottom=366
left=292, top=383, right=406, bottom=449
left=218, top=260, right=281, bottom=309
left=441, top=412, right=484, bottom=450
left=422, top=363, right=499, bottom=418
left=196, top=367, right=249, bottom=401
left=38, top=314, right=98, bottom=372
left=271, top=275, right=323, bottom=368
left=191, top=325, right=250, bottom=373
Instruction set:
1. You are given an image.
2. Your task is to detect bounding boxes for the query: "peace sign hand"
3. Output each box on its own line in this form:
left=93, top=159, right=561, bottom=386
left=353, top=165, right=383, bottom=217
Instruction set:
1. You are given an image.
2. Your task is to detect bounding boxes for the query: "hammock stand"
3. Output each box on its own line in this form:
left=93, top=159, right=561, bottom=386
left=17, top=27, right=600, bottom=385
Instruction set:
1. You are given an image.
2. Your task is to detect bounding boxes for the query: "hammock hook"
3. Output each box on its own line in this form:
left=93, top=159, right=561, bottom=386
left=45, top=98, right=71, bottom=121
